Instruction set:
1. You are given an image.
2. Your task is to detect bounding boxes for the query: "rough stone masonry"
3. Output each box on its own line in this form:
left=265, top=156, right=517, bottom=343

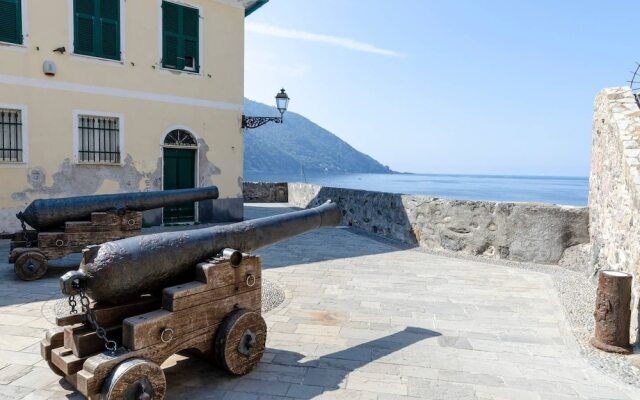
left=245, top=181, right=590, bottom=265
left=590, top=87, right=640, bottom=342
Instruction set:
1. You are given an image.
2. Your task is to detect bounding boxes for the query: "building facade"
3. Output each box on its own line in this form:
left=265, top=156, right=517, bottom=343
left=0, top=0, right=267, bottom=232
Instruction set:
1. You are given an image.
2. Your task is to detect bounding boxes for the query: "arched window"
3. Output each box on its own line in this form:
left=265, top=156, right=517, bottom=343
left=164, top=129, right=197, bottom=147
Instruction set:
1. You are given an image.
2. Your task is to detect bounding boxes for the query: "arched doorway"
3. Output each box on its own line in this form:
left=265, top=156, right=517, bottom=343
left=163, top=129, right=198, bottom=223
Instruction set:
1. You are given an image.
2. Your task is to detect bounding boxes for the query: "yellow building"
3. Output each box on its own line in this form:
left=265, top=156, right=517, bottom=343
left=0, top=0, right=268, bottom=232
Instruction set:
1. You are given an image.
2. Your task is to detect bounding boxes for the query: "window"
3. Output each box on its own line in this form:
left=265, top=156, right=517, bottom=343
left=78, top=115, right=121, bottom=164
left=164, top=129, right=197, bottom=147
left=0, top=0, right=22, bottom=45
left=73, top=0, right=120, bottom=60
left=0, top=108, right=23, bottom=162
left=162, top=1, right=199, bottom=72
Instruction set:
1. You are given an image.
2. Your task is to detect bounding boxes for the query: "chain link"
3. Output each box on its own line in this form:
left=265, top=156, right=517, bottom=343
left=19, top=217, right=32, bottom=248
left=68, top=295, right=78, bottom=314
left=67, top=284, right=118, bottom=352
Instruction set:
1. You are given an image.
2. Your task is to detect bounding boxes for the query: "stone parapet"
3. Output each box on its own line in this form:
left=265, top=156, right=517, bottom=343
left=590, top=87, right=640, bottom=342
left=286, top=182, right=588, bottom=265
left=243, top=182, right=288, bottom=203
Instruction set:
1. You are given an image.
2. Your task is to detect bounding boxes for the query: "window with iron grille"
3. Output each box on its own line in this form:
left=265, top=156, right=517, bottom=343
left=78, top=115, right=121, bottom=164
left=0, top=108, right=23, bottom=162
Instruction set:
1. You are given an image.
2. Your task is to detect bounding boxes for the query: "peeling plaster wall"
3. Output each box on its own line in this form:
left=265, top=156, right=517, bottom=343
left=0, top=0, right=245, bottom=233
left=0, top=90, right=245, bottom=232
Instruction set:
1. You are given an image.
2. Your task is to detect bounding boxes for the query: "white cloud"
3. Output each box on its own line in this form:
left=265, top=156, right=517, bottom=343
left=246, top=22, right=405, bottom=58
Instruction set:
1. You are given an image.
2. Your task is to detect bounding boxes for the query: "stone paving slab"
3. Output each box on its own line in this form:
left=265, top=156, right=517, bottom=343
left=0, top=204, right=636, bottom=399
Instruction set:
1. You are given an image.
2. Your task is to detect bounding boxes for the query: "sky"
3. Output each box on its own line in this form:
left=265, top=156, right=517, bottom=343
left=244, top=0, right=640, bottom=177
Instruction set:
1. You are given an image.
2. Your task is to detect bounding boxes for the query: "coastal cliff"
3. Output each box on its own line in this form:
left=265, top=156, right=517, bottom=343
left=244, top=99, right=392, bottom=175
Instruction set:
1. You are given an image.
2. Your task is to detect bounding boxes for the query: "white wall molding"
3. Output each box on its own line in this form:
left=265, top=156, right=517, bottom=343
left=0, top=74, right=243, bottom=111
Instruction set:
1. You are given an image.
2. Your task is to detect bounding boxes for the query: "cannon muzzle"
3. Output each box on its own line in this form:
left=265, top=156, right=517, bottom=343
left=18, top=186, right=219, bottom=230
left=60, top=201, right=342, bottom=303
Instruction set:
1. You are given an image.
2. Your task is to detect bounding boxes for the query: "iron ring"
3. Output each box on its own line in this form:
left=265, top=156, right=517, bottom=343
left=160, top=328, right=174, bottom=343
left=246, top=274, right=256, bottom=287
left=55, top=239, right=65, bottom=247
left=127, top=219, right=136, bottom=226
left=105, top=340, right=117, bottom=352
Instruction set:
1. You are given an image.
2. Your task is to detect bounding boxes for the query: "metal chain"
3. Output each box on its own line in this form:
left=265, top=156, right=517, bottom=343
left=19, top=217, right=32, bottom=248
left=68, top=295, right=78, bottom=314
left=75, top=286, right=118, bottom=352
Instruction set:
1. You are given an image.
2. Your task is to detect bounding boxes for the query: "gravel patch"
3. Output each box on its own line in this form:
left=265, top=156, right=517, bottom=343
left=261, top=278, right=286, bottom=313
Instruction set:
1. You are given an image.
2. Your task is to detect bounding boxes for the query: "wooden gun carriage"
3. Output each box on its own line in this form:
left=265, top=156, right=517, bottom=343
left=40, top=201, right=341, bottom=399
left=7, top=186, right=219, bottom=281
left=9, top=210, right=142, bottom=281
left=42, top=255, right=265, bottom=400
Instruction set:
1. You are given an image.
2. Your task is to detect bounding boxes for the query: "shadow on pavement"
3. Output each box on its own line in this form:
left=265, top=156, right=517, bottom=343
left=164, top=327, right=440, bottom=399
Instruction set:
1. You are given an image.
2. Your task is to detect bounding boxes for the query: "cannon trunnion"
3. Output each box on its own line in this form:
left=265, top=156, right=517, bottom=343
left=42, top=254, right=266, bottom=400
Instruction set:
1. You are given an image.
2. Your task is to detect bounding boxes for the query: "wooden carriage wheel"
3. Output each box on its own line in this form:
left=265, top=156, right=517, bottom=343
left=14, top=251, right=48, bottom=281
left=101, top=358, right=166, bottom=400
left=214, top=309, right=267, bottom=376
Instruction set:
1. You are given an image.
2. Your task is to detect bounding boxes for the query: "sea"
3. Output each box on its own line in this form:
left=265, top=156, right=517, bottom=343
left=245, top=172, right=589, bottom=207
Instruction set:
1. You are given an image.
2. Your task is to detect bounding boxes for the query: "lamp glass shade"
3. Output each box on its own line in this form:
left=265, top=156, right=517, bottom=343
left=275, top=89, right=290, bottom=114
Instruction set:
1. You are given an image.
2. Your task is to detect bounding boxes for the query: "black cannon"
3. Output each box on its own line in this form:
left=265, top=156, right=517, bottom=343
left=9, top=186, right=219, bottom=280
left=43, top=202, right=342, bottom=400
left=61, top=201, right=341, bottom=302
left=18, top=186, right=219, bottom=231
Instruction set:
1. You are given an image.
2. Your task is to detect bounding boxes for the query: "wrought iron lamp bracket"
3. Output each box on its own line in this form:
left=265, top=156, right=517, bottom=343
left=242, top=115, right=283, bottom=129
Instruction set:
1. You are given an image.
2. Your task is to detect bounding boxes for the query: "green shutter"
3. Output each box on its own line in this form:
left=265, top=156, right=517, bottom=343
left=182, top=5, right=199, bottom=72
left=74, top=0, right=120, bottom=60
left=162, top=1, right=180, bottom=69
left=99, top=0, right=119, bottom=59
left=74, top=0, right=94, bottom=54
left=162, top=1, right=199, bottom=72
left=0, top=0, right=22, bottom=45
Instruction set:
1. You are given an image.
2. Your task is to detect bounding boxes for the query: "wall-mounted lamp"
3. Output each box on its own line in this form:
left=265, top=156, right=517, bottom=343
left=53, top=46, right=66, bottom=54
left=242, top=89, right=290, bottom=129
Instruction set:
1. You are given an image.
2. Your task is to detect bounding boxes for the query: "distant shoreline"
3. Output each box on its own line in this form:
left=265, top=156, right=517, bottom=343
left=244, top=172, right=588, bottom=206
left=248, top=170, right=589, bottom=180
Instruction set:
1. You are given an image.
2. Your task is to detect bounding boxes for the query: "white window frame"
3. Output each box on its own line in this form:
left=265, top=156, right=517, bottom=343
left=157, top=0, right=204, bottom=77
left=72, top=110, right=124, bottom=165
left=67, top=0, right=126, bottom=64
left=0, top=103, right=28, bottom=167
left=0, top=0, right=29, bottom=49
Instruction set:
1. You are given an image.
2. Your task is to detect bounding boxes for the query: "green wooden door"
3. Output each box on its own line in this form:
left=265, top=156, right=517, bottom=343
left=163, top=147, right=196, bottom=223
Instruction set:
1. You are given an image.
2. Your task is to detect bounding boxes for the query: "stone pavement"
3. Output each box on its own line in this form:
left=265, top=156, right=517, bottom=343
left=0, top=204, right=637, bottom=399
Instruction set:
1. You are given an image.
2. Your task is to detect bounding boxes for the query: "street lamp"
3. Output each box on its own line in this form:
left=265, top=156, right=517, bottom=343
left=242, top=89, right=290, bottom=129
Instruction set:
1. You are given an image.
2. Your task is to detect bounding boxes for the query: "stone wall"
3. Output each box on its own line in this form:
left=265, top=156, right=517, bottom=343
left=243, top=182, right=288, bottom=203
left=590, top=87, right=640, bottom=341
left=286, top=183, right=588, bottom=265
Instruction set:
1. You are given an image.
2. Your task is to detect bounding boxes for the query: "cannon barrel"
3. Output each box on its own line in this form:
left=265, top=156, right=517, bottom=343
left=60, top=201, right=342, bottom=303
left=17, top=186, right=219, bottom=230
